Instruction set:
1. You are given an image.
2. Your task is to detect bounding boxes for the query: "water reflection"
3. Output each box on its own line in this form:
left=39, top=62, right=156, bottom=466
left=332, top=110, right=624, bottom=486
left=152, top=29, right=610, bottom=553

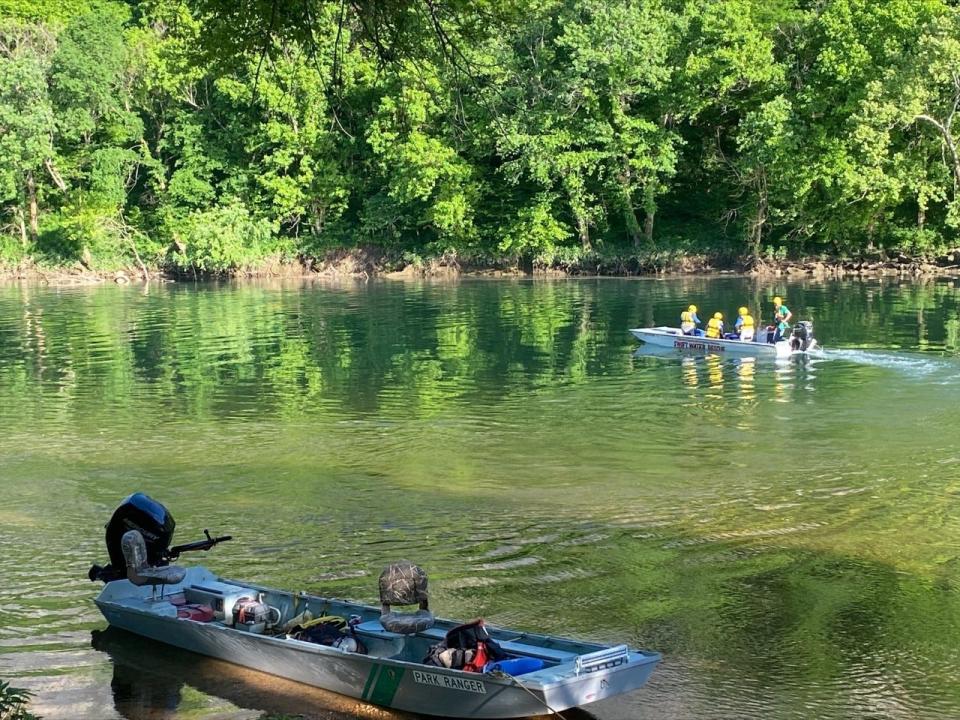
left=705, top=355, right=724, bottom=394
left=90, top=628, right=597, bottom=720
left=91, top=628, right=419, bottom=720
left=681, top=356, right=698, bottom=390
left=735, top=358, right=755, bottom=402
left=2, top=278, right=960, bottom=720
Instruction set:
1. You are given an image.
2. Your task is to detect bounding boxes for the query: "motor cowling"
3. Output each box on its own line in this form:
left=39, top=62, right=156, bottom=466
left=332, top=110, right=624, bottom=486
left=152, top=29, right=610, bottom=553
left=89, top=492, right=175, bottom=582
left=790, top=321, right=815, bottom=351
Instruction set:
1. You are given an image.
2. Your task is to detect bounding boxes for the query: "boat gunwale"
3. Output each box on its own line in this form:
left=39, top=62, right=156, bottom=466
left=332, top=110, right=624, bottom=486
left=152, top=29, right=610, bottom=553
left=628, top=326, right=807, bottom=357
left=630, top=326, right=779, bottom=347
left=95, top=571, right=661, bottom=693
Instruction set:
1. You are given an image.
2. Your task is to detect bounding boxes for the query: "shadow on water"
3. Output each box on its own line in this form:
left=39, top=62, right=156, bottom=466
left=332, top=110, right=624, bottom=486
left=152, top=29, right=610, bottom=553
left=90, top=628, right=598, bottom=720
left=91, top=627, right=416, bottom=720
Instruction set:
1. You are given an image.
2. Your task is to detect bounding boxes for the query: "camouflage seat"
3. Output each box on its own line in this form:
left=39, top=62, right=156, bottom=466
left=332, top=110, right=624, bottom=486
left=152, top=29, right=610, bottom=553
left=378, top=561, right=434, bottom=634
left=121, top=530, right=186, bottom=598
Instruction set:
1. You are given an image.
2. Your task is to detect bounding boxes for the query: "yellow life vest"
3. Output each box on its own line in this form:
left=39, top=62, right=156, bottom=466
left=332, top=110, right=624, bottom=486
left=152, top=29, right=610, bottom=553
left=706, top=317, right=722, bottom=338
left=741, top=313, right=754, bottom=329
left=680, top=310, right=693, bottom=323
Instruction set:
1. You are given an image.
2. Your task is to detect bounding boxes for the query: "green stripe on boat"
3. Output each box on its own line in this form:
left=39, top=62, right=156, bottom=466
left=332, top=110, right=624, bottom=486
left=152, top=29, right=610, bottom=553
left=368, top=666, right=406, bottom=706
left=361, top=664, right=381, bottom=701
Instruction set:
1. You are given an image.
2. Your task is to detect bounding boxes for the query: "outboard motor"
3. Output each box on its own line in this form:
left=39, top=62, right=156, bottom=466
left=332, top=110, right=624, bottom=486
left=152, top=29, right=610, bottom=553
left=88, top=492, right=231, bottom=582
left=88, top=493, right=175, bottom=582
left=790, top=321, right=816, bottom=352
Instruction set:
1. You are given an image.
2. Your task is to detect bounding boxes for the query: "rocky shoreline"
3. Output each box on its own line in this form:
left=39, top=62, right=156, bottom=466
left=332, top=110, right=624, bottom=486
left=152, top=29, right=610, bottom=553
left=746, top=252, right=960, bottom=279
left=4, top=247, right=960, bottom=285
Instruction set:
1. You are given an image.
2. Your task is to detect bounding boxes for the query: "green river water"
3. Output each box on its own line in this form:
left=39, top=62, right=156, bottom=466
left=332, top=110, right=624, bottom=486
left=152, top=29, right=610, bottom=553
left=0, top=276, right=959, bottom=720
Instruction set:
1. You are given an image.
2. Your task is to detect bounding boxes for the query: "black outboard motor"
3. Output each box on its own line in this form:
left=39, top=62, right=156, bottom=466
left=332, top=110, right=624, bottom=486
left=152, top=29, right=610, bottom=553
left=89, top=493, right=232, bottom=582
left=790, top=320, right=816, bottom=352
left=89, top=492, right=176, bottom=582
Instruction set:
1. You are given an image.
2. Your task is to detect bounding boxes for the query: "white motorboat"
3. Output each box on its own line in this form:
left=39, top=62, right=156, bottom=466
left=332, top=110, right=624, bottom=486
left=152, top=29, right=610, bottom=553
left=629, top=321, right=817, bottom=357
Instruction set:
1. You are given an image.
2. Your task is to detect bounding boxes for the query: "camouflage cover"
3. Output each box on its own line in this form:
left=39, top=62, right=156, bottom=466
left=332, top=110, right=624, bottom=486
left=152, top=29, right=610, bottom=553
left=378, top=561, right=429, bottom=607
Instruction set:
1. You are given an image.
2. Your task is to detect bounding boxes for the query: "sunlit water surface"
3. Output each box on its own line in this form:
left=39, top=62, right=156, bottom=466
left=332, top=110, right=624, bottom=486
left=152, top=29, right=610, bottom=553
left=1, top=276, right=959, bottom=720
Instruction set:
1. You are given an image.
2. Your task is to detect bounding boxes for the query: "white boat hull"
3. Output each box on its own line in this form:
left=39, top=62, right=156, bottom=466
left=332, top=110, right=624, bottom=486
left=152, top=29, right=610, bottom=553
left=629, top=326, right=794, bottom=356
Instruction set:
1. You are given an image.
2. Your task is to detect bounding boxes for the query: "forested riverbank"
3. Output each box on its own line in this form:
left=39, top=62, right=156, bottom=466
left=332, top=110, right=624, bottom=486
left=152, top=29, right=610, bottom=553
left=2, top=0, right=960, bottom=278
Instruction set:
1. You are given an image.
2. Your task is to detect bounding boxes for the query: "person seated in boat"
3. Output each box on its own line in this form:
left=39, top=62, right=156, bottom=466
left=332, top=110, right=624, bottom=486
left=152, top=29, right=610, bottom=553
left=771, top=296, right=792, bottom=342
left=680, top=305, right=702, bottom=335
left=705, top=312, right=724, bottom=339
left=735, top=306, right=755, bottom=341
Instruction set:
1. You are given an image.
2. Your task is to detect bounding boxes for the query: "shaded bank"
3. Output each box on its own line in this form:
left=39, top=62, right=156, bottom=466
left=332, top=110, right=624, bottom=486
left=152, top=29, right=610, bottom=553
left=5, top=246, right=960, bottom=285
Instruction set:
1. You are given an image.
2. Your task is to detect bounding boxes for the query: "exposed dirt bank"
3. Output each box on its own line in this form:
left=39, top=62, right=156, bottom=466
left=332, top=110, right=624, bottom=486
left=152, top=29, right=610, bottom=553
left=4, top=247, right=960, bottom=285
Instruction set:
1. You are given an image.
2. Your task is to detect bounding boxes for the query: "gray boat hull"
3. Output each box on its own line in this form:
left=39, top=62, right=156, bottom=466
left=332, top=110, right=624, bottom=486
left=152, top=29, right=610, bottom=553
left=94, top=566, right=660, bottom=718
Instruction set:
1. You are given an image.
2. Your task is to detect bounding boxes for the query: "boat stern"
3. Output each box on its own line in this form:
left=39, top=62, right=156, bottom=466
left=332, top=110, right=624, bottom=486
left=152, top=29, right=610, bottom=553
left=536, top=647, right=661, bottom=713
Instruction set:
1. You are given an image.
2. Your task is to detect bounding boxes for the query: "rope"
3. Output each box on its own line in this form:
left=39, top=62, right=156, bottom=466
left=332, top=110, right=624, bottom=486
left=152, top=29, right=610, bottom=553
left=488, top=669, right=569, bottom=720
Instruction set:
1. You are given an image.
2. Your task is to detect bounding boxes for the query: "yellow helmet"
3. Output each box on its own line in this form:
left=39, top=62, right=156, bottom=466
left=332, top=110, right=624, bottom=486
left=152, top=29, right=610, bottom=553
left=688, top=304, right=697, bottom=312
left=739, top=306, right=748, bottom=315
left=714, top=312, right=723, bottom=320
left=773, top=296, right=783, bottom=305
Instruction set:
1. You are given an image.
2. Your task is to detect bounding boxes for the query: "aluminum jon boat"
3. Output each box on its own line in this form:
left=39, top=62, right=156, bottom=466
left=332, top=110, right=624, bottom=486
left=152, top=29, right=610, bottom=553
left=89, top=494, right=661, bottom=718
left=630, top=321, right=817, bottom=357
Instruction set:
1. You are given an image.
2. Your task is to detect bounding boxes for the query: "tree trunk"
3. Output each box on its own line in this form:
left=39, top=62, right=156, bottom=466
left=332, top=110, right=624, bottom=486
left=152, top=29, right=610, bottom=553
left=748, top=169, right=768, bottom=260
left=750, top=191, right=767, bottom=259
left=577, top=215, right=591, bottom=251
left=642, top=184, right=657, bottom=247
left=917, top=113, right=960, bottom=196
left=625, top=205, right=642, bottom=248
left=14, top=206, right=28, bottom=248
left=26, top=171, right=38, bottom=240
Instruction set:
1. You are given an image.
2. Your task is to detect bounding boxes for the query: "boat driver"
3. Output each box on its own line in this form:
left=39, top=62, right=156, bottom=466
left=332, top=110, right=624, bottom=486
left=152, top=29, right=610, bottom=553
left=772, top=296, right=792, bottom=342
left=680, top=305, right=702, bottom=335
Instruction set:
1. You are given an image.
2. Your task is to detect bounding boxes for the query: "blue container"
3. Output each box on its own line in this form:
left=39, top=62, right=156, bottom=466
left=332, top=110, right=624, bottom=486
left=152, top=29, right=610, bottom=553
left=483, top=657, right=545, bottom=676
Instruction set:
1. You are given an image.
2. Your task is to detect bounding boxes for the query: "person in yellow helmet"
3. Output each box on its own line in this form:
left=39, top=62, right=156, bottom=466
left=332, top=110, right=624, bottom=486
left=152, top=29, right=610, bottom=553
left=680, top=304, right=702, bottom=336
left=705, top=311, right=724, bottom=339
left=735, top=306, right=755, bottom=341
left=771, top=296, right=792, bottom=342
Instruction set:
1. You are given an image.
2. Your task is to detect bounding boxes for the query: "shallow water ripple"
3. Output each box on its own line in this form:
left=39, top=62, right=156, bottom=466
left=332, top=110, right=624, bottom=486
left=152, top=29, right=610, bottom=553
left=1, top=278, right=959, bottom=719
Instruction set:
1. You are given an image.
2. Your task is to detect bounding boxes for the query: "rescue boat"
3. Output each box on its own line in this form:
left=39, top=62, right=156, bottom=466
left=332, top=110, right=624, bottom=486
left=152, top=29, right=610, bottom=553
left=630, top=321, right=817, bottom=357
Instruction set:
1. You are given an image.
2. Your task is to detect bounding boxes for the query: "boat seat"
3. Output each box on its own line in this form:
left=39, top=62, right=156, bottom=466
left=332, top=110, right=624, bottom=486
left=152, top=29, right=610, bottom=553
left=497, top=640, right=578, bottom=664
left=354, top=620, right=407, bottom=639
left=417, top=626, right=447, bottom=641
left=378, top=561, right=435, bottom=634
left=121, top=530, right=186, bottom=599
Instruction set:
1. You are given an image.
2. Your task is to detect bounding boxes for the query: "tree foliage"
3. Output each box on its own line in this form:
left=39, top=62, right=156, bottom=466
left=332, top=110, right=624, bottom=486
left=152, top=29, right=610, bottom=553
left=1, top=0, right=959, bottom=272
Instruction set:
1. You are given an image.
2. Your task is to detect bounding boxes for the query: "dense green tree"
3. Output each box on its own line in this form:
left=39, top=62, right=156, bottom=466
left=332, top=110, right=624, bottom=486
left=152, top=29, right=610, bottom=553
left=0, top=21, right=55, bottom=250
left=1, top=0, right=959, bottom=273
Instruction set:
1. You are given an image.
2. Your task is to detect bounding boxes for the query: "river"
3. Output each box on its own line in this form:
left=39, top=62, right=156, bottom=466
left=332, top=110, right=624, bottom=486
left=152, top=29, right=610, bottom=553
left=0, top=276, right=958, bottom=720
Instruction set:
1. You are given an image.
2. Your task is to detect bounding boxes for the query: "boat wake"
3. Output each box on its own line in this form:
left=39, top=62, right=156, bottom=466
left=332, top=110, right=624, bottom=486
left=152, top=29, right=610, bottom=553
left=823, top=348, right=960, bottom=380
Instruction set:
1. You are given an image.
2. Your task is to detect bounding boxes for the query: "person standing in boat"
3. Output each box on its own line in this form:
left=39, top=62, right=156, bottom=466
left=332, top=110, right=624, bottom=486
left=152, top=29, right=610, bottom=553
left=680, top=305, right=702, bottom=335
left=735, top=306, right=755, bottom=341
left=771, top=296, right=792, bottom=342
left=705, top=312, right=724, bottom=339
